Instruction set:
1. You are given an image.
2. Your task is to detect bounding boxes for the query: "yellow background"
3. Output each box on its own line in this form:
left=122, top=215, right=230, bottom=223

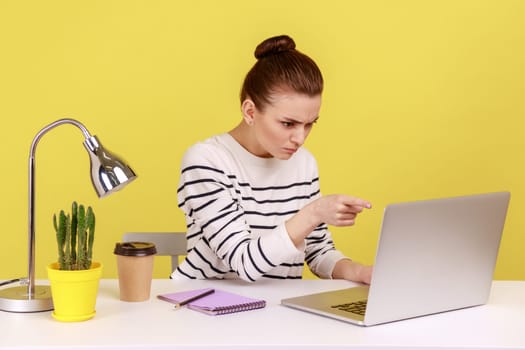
left=0, top=1, right=523, bottom=280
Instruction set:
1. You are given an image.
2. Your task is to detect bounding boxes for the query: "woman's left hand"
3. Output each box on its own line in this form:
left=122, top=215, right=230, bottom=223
left=332, top=259, right=373, bottom=284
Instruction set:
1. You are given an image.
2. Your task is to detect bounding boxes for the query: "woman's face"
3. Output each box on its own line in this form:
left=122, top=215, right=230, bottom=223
left=245, top=92, right=321, bottom=159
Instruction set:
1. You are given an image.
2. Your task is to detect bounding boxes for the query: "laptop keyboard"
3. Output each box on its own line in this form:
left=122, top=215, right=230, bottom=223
left=331, top=300, right=367, bottom=316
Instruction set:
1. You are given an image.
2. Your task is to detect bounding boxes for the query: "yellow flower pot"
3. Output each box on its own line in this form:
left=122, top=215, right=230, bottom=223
left=47, top=262, right=103, bottom=322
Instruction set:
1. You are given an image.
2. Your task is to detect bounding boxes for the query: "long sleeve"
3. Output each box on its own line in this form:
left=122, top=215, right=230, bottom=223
left=304, top=223, right=347, bottom=279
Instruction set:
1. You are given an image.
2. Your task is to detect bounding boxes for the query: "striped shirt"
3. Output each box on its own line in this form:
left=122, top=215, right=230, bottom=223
left=171, top=133, right=346, bottom=281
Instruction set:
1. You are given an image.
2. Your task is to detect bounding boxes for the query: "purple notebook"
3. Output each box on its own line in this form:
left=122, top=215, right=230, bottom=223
left=158, top=288, right=266, bottom=315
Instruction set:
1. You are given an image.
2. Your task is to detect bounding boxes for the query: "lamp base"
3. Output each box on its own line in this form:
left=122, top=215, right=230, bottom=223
left=0, top=285, right=53, bottom=312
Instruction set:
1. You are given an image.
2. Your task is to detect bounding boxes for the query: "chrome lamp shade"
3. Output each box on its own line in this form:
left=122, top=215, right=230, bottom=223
left=0, top=118, right=136, bottom=313
left=84, top=135, right=137, bottom=197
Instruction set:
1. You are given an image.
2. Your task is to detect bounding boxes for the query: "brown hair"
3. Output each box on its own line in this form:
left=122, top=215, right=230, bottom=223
left=240, top=35, right=324, bottom=111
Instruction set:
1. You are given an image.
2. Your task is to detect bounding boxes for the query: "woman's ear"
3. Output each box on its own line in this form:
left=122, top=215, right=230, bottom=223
left=241, top=99, right=256, bottom=125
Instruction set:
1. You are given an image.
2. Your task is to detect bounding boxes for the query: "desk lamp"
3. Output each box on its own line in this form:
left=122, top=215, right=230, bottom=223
left=0, top=118, right=137, bottom=313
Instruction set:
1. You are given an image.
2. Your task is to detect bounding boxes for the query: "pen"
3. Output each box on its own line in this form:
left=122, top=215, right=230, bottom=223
left=174, top=288, right=215, bottom=309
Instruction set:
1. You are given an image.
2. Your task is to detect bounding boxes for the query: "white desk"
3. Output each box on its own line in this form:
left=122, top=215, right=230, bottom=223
left=1, top=279, right=524, bottom=350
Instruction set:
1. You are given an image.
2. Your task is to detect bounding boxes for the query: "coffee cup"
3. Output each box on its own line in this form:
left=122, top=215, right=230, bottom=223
left=114, top=241, right=157, bottom=302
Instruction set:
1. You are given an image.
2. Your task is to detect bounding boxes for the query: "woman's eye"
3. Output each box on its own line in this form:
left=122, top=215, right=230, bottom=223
left=282, top=121, right=293, bottom=127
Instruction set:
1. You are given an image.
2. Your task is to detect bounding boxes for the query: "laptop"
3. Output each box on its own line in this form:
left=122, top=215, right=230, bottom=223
left=281, top=191, right=511, bottom=326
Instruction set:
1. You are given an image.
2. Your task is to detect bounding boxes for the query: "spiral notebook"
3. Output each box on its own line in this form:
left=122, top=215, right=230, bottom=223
left=158, top=288, right=266, bottom=315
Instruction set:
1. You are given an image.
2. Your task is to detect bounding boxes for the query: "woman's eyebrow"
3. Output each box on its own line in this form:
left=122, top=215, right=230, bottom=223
left=282, top=116, right=319, bottom=124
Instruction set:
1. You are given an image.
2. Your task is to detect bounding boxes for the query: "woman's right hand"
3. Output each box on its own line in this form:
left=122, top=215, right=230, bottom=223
left=311, top=194, right=372, bottom=227
left=286, top=194, right=371, bottom=247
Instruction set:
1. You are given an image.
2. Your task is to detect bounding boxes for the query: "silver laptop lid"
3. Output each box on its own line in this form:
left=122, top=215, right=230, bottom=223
left=364, top=191, right=510, bottom=325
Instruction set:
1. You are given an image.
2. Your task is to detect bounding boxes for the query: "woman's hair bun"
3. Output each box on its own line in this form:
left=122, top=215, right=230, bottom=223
left=254, top=35, right=296, bottom=59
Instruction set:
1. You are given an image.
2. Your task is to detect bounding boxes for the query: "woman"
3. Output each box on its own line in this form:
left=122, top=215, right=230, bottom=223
left=171, top=34, right=372, bottom=284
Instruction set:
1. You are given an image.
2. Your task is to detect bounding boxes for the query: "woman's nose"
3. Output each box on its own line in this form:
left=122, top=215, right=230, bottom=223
left=291, top=127, right=307, bottom=145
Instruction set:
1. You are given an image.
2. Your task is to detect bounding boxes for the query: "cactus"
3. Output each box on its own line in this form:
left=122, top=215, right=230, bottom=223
left=70, top=201, right=78, bottom=263
left=52, top=201, right=96, bottom=270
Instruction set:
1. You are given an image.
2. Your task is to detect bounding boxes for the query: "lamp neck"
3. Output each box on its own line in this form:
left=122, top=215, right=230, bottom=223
left=29, top=119, right=92, bottom=158
left=27, top=118, right=92, bottom=297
